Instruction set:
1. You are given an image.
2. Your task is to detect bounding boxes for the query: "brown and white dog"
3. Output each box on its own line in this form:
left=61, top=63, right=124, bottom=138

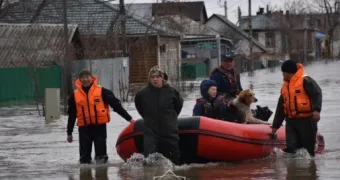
left=231, top=89, right=271, bottom=125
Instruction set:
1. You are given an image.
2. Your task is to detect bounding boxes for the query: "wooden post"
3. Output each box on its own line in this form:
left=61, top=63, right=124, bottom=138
left=120, top=0, right=127, bottom=56
left=248, top=0, right=254, bottom=76
left=224, top=0, right=228, bottom=19
left=62, top=0, right=70, bottom=114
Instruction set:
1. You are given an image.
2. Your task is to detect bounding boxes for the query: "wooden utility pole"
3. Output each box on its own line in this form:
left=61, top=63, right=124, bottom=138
left=62, top=0, right=70, bottom=114
left=120, top=0, right=127, bottom=56
left=303, top=16, right=308, bottom=64
left=248, top=0, right=254, bottom=76
left=224, top=0, right=227, bottom=19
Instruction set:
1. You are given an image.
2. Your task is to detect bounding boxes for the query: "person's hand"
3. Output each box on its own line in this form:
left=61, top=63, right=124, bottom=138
left=67, top=135, right=73, bottom=143
left=269, top=126, right=277, bottom=134
left=268, top=133, right=277, bottom=140
left=313, top=111, right=320, bottom=121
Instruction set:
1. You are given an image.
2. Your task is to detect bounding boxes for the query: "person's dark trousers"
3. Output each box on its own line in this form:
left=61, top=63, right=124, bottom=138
left=285, top=117, right=318, bottom=157
left=78, top=124, right=108, bottom=164
left=143, top=133, right=181, bottom=165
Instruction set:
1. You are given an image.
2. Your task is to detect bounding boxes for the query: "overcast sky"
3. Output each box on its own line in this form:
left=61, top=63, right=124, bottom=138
left=113, top=0, right=287, bottom=24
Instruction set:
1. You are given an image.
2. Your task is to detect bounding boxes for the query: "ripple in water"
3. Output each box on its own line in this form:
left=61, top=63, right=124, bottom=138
left=270, top=148, right=312, bottom=160
left=121, top=153, right=173, bottom=170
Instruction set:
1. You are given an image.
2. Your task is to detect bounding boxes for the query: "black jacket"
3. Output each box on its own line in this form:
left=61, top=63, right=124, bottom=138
left=272, top=76, right=322, bottom=129
left=134, top=83, right=183, bottom=139
left=67, top=85, right=132, bottom=135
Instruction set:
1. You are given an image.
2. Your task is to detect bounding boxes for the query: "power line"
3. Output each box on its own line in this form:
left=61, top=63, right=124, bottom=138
left=228, top=0, right=245, bottom=9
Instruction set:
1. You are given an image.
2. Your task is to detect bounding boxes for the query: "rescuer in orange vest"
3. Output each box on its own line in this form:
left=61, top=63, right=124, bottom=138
left=270, top=60, right=322, bottom=157
left=66, top=69, right=134, bottom=164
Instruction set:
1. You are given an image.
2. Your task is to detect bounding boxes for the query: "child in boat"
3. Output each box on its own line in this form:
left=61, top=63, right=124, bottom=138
left=193, top=80, right=227, bottom=119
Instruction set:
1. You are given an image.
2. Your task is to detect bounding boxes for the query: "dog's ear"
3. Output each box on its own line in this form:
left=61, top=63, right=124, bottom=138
left=238, top=91, right=246, bottom=103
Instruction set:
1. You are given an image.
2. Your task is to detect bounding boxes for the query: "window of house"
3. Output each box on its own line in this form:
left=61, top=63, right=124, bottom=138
left=160, top=44, right=166, bottom=53
left=252, top=33, right=258, bottom=41
left=226, top=47, right=230, bottom=53
left=265, top=32, right=275, bottom=48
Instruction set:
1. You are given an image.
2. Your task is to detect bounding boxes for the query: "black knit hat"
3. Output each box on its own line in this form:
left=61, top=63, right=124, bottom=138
left=281, top=60, right=298, bottom=74
left=78, top=69, right=92, bottom=78
left=221, top=54, right=234, bottom=61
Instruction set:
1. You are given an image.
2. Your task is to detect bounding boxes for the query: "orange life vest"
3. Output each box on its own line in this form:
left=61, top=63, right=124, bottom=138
left=74, top=76, right=110, bottom=127
left=281, top=63, right=313, bottom=118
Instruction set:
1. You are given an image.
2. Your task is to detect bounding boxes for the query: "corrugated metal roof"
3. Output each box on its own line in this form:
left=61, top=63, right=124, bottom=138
left=0, top=23, right=78, bottom=68
left=110, top=2, right=208, bottom=22
left=151, top=1, right=208, bottom=22
left=208, top=14, right=267, bottom=52
left=110, top=3, right=153, bottom=20
left=1, top=0, right=175, bottom=36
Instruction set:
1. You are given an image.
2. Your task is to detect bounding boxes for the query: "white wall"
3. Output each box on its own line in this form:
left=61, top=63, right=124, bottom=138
left=234, top=39, right=263, bottom=55
left=258, top=32, right=266, bottom=48
left=332, top=40, right=340, bottom=58
left=257, top=31, right=282, bottom=53
left=159, top=37, right=181, bottom=86
left=205, top=17, right=264, bottom=55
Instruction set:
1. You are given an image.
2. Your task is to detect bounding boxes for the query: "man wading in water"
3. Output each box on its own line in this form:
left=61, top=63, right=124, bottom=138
left=270, top=60, right=322, bottom=157
left=66, top=69, right=134, bottom=164
left=134, top=66, right=183, bottom=165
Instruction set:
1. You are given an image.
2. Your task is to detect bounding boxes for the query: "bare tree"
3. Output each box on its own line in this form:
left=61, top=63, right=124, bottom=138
left=219, top=26, right=243, bottom=53
left=0, top=0, right=19, bottom=19
left=0, top=24, right=67, bottom=116
left=266, top=0, right=315, bottom=63
left=2, top=0, right=195, bottom=108
left=311, top=0, right=340, bottom=58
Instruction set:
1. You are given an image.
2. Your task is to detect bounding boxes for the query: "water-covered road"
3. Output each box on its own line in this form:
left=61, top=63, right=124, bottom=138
left=1, top=61, right=340, bottom=180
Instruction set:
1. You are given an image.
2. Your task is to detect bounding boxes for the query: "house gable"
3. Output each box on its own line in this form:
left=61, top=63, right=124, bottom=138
left=205, top=14, right=266, bottom=52
left=151, top=1, right=208, bottom=23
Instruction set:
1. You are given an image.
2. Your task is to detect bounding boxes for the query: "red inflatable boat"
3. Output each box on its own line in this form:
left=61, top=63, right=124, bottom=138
left=116, top=116, right=325, bottom=164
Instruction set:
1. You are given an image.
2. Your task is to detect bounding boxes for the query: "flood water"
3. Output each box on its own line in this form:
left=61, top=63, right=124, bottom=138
left=1, top=60, right=340, bottom=180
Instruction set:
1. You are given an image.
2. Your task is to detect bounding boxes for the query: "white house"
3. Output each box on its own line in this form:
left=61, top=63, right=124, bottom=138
left=205, top=14, right=267, bottom=57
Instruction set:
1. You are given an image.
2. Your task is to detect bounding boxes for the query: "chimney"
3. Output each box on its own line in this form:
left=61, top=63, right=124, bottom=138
left=257, top=7, right=264, bottom=15
left=238, top=6, right=241, bottom=25
left=285, top=10, right=290, bottom=19
left=266, top=5, right=271, bottom=15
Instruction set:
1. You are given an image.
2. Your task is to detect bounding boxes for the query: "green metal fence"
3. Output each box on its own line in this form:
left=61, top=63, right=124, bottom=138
left=181, top=63, right=207, bottom=80
left=0, top=66, right=62, bottom=106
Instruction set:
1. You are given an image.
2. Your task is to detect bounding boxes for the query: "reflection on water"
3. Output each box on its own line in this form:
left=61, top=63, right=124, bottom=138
left=286, top=159, right=317, bottom=180
left=113, top=156, right=320, bottom=180
left=1, top=61, right=340, bottom=180
left=68, top=166, right=109, bottom=180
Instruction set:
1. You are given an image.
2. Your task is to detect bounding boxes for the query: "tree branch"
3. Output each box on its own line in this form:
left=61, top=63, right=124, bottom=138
left=0, top=0, right=20, bottom=20
left=29, top=0, right=48, bottom=23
